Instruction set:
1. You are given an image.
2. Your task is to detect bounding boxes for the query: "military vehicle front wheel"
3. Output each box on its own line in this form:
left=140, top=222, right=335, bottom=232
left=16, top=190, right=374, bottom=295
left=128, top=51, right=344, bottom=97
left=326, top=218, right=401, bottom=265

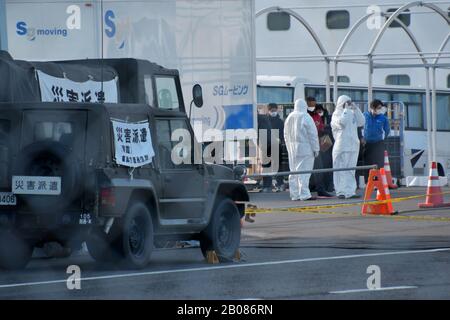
left=113, top=202, right=154, bottom=269
left=0, top=228, right=33, bottom=270
left=199, top=198, right=241, bottom=262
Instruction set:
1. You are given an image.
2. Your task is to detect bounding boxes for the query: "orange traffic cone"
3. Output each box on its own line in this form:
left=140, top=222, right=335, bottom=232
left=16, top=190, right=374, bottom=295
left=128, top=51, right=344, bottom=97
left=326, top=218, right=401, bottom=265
left=384, top=150, right=398, bottom=189
left=362, top=168, right=396, bottom=215
left=418, top=162, right=450, bottom=208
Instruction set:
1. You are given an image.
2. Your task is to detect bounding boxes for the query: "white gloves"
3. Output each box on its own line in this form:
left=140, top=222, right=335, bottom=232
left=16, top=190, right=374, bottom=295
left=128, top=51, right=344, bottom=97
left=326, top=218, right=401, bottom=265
left=314, top=151, right=320, bottom=158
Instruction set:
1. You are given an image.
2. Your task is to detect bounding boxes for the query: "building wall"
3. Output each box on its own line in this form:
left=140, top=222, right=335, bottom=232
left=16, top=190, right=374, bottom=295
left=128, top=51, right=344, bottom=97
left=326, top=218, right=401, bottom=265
left=255, top=0, right=450, bottom=90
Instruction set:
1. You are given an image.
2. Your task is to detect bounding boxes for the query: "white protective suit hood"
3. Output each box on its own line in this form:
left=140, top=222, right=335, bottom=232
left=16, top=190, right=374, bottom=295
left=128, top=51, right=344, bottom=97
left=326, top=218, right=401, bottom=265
left=294, top=98, right=308, bottom=113
left=335, top=95, right=351, bottom=112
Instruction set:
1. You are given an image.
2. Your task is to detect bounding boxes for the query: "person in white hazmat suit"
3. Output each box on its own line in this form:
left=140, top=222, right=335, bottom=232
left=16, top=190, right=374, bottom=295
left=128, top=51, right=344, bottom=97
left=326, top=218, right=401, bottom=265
left=284, top=99, right=320, bottom=201
left=331, top=95, right=365, bottom=199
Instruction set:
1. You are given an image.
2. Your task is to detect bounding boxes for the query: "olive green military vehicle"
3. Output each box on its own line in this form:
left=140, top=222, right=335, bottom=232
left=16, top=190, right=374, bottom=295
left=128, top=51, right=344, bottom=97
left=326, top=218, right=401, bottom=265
left=0, top=56, right=248, bottom=269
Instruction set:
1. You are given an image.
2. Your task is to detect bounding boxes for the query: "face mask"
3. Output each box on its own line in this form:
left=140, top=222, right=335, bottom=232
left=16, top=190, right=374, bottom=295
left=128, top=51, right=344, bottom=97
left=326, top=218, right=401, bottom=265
left=307, top=107, right=315, bottom=112
left=269, top=111, right=278, bottom=117
left=373, top=107, right=386, bottom=115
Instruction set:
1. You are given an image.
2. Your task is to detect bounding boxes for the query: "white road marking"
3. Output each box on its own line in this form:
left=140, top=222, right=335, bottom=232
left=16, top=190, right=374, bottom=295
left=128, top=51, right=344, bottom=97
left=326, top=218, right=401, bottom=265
left=0, top=247, right=448, bottom=289
left=330, top=286, right=418, bottom=294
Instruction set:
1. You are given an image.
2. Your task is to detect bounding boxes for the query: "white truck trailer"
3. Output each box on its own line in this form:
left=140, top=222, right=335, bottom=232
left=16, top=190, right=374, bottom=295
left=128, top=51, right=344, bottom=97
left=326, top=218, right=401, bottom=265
left=0, top=0, right=257, bottom=153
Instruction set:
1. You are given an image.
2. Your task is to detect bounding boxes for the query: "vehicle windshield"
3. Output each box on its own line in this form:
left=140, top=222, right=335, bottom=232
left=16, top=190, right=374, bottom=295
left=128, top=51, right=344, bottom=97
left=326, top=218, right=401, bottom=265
left=155, top=76, right=180, bottom=110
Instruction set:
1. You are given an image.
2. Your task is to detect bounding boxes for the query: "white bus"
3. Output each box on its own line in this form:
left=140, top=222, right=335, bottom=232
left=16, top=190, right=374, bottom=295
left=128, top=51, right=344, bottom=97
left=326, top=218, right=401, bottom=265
left=256, top=75, right=450, bottom=184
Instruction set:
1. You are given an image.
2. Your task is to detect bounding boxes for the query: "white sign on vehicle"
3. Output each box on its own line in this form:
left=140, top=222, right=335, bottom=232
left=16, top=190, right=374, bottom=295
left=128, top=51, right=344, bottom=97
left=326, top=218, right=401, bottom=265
left=12, top=176, right=62, bottom=195
left=111, top=120, right=155, bottom=168
left=36, top=70, right=118, bottom=103
left=0, top=192, right=17, bottom=205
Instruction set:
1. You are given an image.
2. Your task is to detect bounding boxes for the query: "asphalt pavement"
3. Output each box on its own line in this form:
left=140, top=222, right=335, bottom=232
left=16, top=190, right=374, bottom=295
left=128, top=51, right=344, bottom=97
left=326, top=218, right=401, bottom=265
left=0, top=187, right=449, bottom=300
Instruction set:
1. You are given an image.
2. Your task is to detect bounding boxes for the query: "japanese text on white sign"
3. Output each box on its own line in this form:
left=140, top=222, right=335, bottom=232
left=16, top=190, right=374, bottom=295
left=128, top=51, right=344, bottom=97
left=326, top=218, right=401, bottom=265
left=112, top=120, right=155, bottom=167
left=12, top=176, right=61, bottom=195
left=37, top=70, right=118, bottom=103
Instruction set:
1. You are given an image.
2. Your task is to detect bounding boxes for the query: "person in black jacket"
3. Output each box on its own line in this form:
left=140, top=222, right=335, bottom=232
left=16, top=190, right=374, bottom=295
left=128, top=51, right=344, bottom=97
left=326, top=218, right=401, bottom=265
left=267, top=103, right=286, bottom=191
left=257, top=112, right=273, bottom=193
left=315, top=104, right=334, bottom=193
left=307, top=100, right=333, bottom=198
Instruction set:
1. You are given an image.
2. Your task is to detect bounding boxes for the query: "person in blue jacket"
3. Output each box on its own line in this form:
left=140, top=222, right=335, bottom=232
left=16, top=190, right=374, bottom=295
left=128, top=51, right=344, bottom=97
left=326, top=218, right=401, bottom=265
left=362, top=99, right=390, bottom=181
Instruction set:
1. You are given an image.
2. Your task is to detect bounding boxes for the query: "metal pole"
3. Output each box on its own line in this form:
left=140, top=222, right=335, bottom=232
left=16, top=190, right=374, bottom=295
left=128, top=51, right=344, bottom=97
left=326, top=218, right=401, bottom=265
left=325, top=59, right=331, bottom=103
left=333, top=60, right=338, bottom=104
left=246, top=165, right=377, bottom=178
left=367, top=56, right=373, bottom=103
left=0, top=0, right=8, bottom=51
left=425, top=67, right=432, bottom=166
left=431, top=67, right=437, bottom=162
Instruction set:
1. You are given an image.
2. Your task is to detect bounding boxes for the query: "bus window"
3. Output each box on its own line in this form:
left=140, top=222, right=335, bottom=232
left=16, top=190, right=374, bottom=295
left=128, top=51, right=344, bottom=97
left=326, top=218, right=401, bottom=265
left=437, top=94, right=450, bottom=131
left=305, top=87, right=325, bottom=102
left=405, top=104, right=423, bottom=129
left=257, top=86, right=294, bottom=104
left=374, top=91, right=390, bottom=102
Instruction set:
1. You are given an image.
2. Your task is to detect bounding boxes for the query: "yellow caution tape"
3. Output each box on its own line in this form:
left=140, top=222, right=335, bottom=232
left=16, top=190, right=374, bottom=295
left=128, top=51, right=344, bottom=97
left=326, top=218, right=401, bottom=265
left=245, top=191, right=450, bottom=222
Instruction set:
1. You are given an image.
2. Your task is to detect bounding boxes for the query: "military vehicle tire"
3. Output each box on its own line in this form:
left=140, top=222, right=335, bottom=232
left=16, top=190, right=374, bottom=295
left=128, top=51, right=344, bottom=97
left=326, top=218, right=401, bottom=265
left=112, top=202, right=154, bottom=269
left=199, top=198, right=241, bottom=262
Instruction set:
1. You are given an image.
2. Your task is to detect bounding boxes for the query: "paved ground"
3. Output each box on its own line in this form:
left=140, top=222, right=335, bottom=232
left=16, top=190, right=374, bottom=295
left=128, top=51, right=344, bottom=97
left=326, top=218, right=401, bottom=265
left=0, top=187, right=449, bottom=300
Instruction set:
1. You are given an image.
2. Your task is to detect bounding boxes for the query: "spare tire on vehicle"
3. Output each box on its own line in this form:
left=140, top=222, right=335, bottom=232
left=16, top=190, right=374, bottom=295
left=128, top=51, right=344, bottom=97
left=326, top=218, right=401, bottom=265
left=12, top=141, right=82, bottom=212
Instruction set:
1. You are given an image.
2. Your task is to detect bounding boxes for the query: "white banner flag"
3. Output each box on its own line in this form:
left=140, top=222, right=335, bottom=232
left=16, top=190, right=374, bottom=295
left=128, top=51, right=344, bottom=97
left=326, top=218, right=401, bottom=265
left=112, top=120, right=155, bottom=168
left=36, top=70, right=118, bottom=103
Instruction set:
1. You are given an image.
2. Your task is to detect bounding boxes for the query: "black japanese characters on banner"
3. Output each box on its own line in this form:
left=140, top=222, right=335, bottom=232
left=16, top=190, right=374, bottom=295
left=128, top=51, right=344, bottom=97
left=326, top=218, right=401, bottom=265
left=111, top=120, right=155, bottom=168
left=37, top=70, right=118, bottom=103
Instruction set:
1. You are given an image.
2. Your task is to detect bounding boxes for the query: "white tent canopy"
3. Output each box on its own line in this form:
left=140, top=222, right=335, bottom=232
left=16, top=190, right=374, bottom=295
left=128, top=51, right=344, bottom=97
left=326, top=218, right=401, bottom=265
left=256, top=1, right=450, bottom=166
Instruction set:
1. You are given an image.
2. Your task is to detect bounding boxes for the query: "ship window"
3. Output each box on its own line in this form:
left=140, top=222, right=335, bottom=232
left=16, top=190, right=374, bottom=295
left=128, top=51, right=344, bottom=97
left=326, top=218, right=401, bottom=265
left=267, top=12, right=291, bottom=31
left=329, top=75, right=350, bottom=83
left=386, top=8, right=410, bottom=27
left=326, top=10, right=350, bottom=29
left=386, top=74, right=410, bottom=86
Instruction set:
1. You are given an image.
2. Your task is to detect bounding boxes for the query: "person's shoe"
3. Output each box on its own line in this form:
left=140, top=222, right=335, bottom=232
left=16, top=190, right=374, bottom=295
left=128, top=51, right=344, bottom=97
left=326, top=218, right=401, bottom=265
left=245, top=214, right=255, bottom=223
left=347, top=194, right=361, bottom=199
left=337, top=195, right=346, bottom=199
left=304, top=196, right=317, bottom=201
left=262, top=187, right=272, bottom=193
left=317, top=191, right=334, bottom=198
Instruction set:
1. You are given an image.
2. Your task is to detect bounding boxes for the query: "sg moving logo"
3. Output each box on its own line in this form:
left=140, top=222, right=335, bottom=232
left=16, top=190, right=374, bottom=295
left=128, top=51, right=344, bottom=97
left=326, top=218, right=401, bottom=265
left=15, top=5, right=81, bottom=41
left=16, top=21, right=68, bottom=41
left=104, top=9, right=130, bottom=50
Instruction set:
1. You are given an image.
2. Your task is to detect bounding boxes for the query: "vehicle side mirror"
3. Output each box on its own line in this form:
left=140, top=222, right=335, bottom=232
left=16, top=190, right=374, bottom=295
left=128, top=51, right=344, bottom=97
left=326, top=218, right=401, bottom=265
left=192, top=84, right=203, bottom=108
left=233, top=165, right=246, bottom=181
